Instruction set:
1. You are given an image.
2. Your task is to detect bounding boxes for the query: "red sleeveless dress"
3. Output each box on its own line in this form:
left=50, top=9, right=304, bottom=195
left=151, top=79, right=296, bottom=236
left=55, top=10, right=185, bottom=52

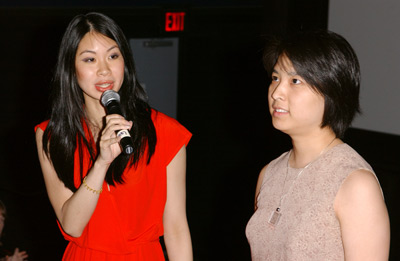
left=35, top=110, right=191, bottom=260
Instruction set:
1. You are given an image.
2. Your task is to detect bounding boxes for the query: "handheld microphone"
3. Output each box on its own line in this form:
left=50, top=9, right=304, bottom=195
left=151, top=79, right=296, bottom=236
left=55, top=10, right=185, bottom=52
left=100, top=90, right=134, bottom=155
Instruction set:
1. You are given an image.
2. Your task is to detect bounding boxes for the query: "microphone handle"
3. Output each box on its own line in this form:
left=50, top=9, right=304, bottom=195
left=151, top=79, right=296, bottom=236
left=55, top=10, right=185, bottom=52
left=105, top=100, right=134, bottom=155
left=118, top=133, right=134, bottom=155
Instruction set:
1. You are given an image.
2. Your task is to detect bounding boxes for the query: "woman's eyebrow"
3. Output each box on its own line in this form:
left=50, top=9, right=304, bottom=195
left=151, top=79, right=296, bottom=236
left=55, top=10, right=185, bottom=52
left=77, top=45, right=119, bottom=56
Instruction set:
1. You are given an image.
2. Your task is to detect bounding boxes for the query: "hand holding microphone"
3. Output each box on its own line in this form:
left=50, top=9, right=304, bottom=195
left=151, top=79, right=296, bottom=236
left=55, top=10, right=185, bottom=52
left=101, top=90, right=134, bottom=155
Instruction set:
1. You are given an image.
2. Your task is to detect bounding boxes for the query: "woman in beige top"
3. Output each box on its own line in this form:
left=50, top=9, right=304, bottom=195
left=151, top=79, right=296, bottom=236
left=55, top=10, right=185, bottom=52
left=246, top=30, right=390, bottom=260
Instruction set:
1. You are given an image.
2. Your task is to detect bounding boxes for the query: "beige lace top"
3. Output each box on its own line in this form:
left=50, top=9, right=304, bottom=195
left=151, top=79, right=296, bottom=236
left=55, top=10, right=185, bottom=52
left=246, top=144, right=375, bottom=260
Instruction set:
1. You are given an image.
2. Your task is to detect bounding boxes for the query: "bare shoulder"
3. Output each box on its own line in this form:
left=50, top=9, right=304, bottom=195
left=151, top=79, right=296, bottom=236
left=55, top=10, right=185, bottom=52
left=254, top=164, right=269, bottom=210
left=258, top=164, right=269, bottom=183
left=256, top=164, right=269, bottom=190
left=35, top=127, right=47, bottom=158
left=335, top=169, right=390, bottom=260
left=35, top=127, right=44, bottom=143
left=337, top=169, right=384, bottom=202
left=335, top=169, right=385, bottom=215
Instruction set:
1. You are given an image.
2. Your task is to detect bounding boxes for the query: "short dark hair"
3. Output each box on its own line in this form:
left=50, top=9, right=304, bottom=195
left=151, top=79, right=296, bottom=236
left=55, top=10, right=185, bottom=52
left=263, top=30, right=361, bottom=138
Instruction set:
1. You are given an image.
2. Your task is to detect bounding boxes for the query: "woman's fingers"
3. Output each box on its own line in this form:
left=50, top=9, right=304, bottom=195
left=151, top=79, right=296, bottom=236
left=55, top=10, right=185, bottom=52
left=101, top=115, right=132, bottom=139
left=8, top=248, right=29, bottom=261
left=96, top=114, right=133, bottom=165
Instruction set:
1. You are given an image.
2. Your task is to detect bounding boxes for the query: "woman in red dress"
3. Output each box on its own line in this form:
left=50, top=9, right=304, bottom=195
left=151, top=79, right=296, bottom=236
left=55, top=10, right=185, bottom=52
left=35, top=12, right=193, bottom=260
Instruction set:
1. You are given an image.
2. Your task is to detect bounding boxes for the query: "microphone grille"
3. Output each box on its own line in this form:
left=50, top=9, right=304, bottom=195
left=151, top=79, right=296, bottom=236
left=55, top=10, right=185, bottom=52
left=101, top=90, right=120, bottom=107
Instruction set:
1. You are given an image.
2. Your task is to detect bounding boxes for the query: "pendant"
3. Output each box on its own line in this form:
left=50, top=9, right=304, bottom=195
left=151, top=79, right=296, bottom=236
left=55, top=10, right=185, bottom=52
left=268, top=208, right=281, bottom=226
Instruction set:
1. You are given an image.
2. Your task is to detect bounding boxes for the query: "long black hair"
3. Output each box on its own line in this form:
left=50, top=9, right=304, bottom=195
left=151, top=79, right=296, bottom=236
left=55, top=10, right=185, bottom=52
left=42, top=12, right=157, bottom=192
left=263, top=30, right=361, bottom=138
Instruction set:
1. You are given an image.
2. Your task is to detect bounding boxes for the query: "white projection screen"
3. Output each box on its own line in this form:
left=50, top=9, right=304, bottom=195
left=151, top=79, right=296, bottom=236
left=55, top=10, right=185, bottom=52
left=328, top=0, right=400, bottom=136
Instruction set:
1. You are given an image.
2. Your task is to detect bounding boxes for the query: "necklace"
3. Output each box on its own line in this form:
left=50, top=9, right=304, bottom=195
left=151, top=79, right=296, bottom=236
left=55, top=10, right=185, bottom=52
left=268, top=137, right=337, bottom=226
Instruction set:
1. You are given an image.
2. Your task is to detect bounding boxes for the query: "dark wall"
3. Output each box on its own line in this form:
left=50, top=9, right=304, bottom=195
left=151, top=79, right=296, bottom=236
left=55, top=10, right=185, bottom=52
left=3, top=2, right=398, bottom=261
left=0, top=8, right=70, bottom=261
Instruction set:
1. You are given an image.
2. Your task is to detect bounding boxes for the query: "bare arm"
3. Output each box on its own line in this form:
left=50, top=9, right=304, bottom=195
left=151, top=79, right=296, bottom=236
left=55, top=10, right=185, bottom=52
left=334, top=169, right=390, bottom=261
left=163, top=145, right=193, bottom=261
left=254, top=165, right=268, bottom=211
left=35, top=115, right=131, bottom=237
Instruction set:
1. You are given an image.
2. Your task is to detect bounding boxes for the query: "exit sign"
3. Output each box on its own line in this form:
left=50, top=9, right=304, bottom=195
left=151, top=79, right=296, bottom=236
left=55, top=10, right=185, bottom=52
left=165, top=12, right=186, bottom=32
